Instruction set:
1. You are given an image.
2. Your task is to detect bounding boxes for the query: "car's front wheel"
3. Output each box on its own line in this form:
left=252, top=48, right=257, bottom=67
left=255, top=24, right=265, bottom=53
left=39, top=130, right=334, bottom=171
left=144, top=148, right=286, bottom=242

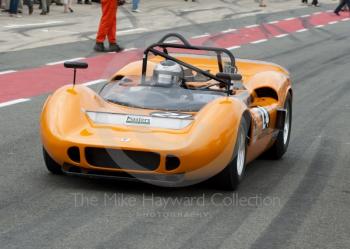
left=214, top=119, right=247, bottom=191
left=43, top=148, right=63, bottom=175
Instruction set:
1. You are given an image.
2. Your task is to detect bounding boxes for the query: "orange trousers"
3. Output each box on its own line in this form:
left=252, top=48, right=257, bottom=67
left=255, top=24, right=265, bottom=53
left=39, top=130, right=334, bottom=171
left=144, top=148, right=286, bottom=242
left=96, top=0, right=117, bottom=44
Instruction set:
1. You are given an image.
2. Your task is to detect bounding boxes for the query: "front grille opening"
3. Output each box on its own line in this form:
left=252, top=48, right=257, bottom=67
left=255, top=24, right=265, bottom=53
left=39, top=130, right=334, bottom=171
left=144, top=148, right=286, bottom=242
left=165, top=155, right=180, bottom=171
left=68, top=147, right=80, bottom=163
left=85, top=148, right=160, bottom=171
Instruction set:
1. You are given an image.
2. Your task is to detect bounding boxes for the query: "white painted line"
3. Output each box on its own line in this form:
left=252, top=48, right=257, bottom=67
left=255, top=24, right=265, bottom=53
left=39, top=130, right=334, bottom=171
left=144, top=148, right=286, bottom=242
left=0, top=98, right=30, bottom=108
left=221, top=29, right=237, bottom=33
left=226, top=45, right=241, bottom=50
left=313, top=11, right=322, bottom=15
left=0, top=70, right=17, bottom=75
left=301, top=14, right=310, bottom=18
left=268, top=21, right=279, bottom=24
left=245, top=24, right=259, bottom=28
left=296, top=29, right=308, bottom=33
left=284, top=17, right=295, bottom=21
left=275, top=34, right=289, bottom=38
left=82, top=79, right=106, bottom=86
left=40, top=29, right=78, bottom=34
left=328, top=21, right=338, bottom=25
left=342, top=18, right=350, bottom=21
left=250, top=39, right=267, bottom=44
left=315, top=24, right=325, bottom=28
left=4, top=21, right=64, bottom=28
left=108, top=48, right=138, bottom=54
left=192, top=33, right=210, bottom=38
left=46, top=57, right=85, bottom=66
left=117, top=28, right=147, bottom=35
left=123, top=47, right=138, bottom=52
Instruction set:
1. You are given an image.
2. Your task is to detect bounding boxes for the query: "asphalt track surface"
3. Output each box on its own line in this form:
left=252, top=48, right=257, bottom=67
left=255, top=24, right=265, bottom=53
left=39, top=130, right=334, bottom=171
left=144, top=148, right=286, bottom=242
left=1, top=6, right=350, bottom=249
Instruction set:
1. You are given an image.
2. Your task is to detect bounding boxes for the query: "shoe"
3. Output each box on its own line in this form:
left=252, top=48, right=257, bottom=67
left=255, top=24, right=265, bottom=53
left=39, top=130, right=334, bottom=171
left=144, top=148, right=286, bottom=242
left=108, top=43, right=123, bottom=52
left=69, top=7, right=74, bottom=13
left=40, top=11, right=47, bottom=15
left=56, top=2, right=63, bottom=5
left=334, top=11, right=340, bottom=16
left=132, top=8, right=141, bottom=12
left=94, top=42, right=106, bottom=52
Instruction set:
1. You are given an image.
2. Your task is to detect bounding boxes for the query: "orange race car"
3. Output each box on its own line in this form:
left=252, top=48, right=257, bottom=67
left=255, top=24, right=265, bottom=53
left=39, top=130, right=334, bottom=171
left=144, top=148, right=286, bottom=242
left=40, top=33, right=292, bottom=190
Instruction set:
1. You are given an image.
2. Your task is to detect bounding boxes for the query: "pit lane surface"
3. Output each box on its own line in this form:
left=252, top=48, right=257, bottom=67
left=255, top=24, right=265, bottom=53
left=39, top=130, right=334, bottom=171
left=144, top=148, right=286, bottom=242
left=1, top=8, right=350, bottom=249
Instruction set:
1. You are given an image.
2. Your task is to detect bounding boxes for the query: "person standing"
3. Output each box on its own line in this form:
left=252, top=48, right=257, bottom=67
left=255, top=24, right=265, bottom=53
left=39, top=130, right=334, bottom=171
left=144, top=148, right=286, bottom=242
left=63, top=0, right=73, bottom=13
left=94, top=0, right=123, bottom=52
left=259, top=0, right=267, bottom=7
left=40, top=0, right=50, bottom=15
left=24, top=0, right=33, bottom=14
left=132, top=0, right=140, bottom=12
left=9, top=0, right=20, bottom=16
left=311, top=0, right=319, bottom=6
left=302, top=0, right=320, bottom=6
left=335, top=0, right=350, bottom=15
left=77, top=0, right=91, bottom=4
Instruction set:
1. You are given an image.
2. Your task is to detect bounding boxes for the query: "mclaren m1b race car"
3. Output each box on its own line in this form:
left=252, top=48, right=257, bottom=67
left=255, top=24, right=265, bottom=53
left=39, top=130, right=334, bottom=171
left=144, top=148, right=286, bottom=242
left=40, top=33, right=292, bottom=190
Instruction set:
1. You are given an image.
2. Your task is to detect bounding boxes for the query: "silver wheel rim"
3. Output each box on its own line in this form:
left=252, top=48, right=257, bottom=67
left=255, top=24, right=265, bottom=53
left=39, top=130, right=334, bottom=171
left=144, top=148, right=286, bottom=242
left=283, top=107, right=290, bottom=145
left=236, top=131, right=245, bottom=176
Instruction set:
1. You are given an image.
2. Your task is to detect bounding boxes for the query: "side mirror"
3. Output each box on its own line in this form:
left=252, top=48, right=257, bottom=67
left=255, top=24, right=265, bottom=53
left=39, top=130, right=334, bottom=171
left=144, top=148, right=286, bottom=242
left=64, top=61, right=88, bottom=69
left=216, top=72, right=242, bottom=81
left=64, top=61, right=89, bottom=86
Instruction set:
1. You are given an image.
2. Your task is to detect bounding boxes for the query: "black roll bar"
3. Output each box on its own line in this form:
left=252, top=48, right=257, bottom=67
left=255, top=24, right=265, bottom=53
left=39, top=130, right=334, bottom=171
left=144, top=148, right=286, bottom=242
left=141, top=33, right=237, bottom=95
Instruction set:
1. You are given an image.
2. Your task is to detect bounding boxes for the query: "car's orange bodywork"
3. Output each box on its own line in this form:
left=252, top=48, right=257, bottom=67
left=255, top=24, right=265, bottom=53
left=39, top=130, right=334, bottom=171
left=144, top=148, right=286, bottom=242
left=41, top=54, right=292, bottom=185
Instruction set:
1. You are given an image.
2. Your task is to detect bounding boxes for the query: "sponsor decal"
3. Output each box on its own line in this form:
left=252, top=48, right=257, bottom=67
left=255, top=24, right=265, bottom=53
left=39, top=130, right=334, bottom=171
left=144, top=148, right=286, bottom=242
left=252, top=106, right=270, bottom=130
left=256, top=106, right=270, bottom=129
left=86, top=111, right=193, bottom=130
left=126, top=116, right=151, bottom=125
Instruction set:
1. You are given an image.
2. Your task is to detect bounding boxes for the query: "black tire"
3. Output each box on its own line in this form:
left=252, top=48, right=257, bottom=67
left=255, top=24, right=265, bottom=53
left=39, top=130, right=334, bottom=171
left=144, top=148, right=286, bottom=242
left=43, top=148, right=63, bottom=175
left=213, top=119, right=248, bottom=191
left=266, top=93, right=292, bottom=159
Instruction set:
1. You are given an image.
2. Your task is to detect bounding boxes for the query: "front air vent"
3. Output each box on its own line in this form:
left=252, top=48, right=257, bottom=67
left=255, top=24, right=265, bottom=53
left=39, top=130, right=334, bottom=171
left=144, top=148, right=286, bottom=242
left=165, top=155, right=181, bottom=171
left=85, top=148, right=160, bottom=171
left=68, top=147, right=80, bottom=163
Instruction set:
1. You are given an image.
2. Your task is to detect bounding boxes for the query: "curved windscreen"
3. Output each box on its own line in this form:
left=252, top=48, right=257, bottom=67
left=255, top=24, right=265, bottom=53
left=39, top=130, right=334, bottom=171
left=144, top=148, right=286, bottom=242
left=99, top=78, right=225, bottom=112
